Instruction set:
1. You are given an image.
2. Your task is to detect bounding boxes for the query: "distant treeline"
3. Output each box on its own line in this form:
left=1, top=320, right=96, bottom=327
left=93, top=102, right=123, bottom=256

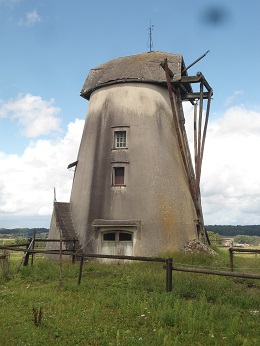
left=0, top=228, right=49, bottom=237
left=1, top=225, right=260, bottom=238
left=205, top=225, right=260, bottom=237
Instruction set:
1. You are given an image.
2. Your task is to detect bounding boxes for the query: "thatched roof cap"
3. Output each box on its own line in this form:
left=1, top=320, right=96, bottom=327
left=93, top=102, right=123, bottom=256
left=81, top=51, right=187, bottom=100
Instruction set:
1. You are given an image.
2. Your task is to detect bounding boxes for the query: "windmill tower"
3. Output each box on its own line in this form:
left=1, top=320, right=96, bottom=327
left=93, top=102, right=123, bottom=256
left=48, top=51, right=212, bottom=257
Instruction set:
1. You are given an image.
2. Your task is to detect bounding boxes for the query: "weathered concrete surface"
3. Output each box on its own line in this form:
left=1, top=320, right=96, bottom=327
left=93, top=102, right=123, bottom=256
left=69, top=83, right=197, bottom=255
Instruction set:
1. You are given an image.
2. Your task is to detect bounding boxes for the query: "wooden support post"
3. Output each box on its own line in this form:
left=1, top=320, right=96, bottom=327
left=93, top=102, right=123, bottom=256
left=229, top=247, right=234, bottom=272
left=161, top=59, right=199, bottom=210
left=166, top=258, right=173, bottom=292
left=198, top=91, right=212, bottom=184
left=194, top=100, right=198, bottom=175
left=196, top=82, right=204, bottom=193
left=78, top=256, right=84, bottom=285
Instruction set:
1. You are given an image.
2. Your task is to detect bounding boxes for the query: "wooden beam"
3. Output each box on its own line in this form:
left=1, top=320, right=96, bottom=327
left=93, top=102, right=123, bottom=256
left=194, top=101, right=198, bottom=179
left=161, top=59, right=204, bottom=226
left=183, top=92, right=210, bottom=100
left=179, top=74, right=213, bottom=93
left=196, top=82, right=204, bottom=194
left=198, top=90, right=212, bottom=184
left=180, top=75, right=201, bottom=84
left=199, top=73, right=212, bottom=92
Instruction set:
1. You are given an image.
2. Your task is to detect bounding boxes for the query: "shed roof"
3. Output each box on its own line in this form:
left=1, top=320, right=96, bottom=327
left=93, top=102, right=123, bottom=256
left=80, top=51, right=187, bottom=100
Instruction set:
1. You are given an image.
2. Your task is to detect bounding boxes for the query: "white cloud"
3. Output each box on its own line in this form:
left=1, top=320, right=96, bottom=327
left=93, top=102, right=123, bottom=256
left=214, top=106, right=260, bottom=135
left=183, top=103, right=260, bottom=225
left=0, top=93, right=61, bottom=137
left=225, top=90, right=243, bottom=106
left=0, top=119, right=84, bottom=227
left=18, top=9, right=41, bottom=27
left=1, top=104, right=260, bottom=228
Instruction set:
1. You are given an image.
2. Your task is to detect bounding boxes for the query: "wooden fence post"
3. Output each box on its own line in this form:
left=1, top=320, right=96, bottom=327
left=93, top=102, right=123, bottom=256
left=1, top=250, right=9, bottom=276
left=59, top=229, right=63, bottom=287
left=78, top=256, right=84, bottom=285
left=23, top=239, right=32, bottom=266
left=229, top=247, right=234, bottom=272
left=166, top=258, right=173, bottom=292
left=31, top=229, right=36, bottom=266
left=72, top=239, right=76, bottom=264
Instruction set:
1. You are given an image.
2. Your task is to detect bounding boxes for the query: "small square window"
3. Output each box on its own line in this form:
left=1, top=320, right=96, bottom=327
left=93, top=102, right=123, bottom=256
left=113, top=167, right=125, bottom=185
left=114, top=131, right=126, bottom=148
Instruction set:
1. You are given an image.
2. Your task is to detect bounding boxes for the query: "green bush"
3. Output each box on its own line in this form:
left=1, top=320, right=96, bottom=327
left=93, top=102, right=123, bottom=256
left=234, top=235, right=260, bottom=245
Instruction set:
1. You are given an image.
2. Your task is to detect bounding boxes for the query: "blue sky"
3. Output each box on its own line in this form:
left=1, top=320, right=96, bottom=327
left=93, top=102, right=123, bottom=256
left=1, top=0, right=260, bottom=228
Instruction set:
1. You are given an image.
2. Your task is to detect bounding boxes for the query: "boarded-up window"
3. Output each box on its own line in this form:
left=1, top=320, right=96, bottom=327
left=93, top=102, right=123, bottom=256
left=113, top=167, right=125, bottom=185
left=115, top=131, right=126, bottom=148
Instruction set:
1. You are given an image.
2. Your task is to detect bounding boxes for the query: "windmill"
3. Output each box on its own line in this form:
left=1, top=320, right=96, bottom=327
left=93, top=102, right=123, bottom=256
left=47, top=51, right=213, bottom=257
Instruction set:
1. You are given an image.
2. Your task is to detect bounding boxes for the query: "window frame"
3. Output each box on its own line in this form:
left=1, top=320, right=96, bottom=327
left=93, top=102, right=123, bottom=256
left=111, top=125, right=129, bottom=150
left=112, top=166, right=125, bottom=186
left=114, top=130, right=127, bottom=149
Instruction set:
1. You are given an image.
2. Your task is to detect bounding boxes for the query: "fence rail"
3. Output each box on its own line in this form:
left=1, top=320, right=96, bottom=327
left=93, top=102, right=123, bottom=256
left=77, top=254, right=172, bottom=292
left=171, top=265, right=260, bottom=279
left=1, top=242, right=260, bottom=293
left=229, top=247, right=260, bottom=272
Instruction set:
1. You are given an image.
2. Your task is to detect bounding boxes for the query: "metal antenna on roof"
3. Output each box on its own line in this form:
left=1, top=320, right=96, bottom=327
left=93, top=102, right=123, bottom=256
left=147, top=20, right=154, bottom=52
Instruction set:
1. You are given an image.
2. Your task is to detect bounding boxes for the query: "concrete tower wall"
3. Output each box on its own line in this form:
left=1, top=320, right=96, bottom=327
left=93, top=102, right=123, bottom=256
left=70, top=82, right=197, bottom=256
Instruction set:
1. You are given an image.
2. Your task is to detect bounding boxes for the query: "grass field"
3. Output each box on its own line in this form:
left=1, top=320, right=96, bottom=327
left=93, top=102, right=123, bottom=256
left=0, top=249, right=260, bottom=346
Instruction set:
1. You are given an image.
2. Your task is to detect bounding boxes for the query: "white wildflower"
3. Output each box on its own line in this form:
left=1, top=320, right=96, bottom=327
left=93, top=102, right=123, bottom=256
left=250, top=310, right=259, bottom=316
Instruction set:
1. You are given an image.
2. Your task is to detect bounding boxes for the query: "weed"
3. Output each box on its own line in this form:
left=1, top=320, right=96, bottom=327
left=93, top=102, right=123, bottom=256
left=32, top=307, right=43, bottom=327
left=0, top=252, right=259, bottom=345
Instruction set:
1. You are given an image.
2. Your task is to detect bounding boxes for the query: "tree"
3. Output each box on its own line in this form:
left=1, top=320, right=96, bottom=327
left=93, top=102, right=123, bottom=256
left=207, top=231, right=223, bottom=245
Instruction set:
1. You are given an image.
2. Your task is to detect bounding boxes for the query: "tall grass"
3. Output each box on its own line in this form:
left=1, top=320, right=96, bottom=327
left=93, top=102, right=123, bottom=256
left=0, top=251, right=259, bottom=345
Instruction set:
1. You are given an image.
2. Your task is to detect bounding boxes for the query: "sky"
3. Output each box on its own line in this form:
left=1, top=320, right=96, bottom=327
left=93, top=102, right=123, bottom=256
left=0, top=0, right=260, bottom=228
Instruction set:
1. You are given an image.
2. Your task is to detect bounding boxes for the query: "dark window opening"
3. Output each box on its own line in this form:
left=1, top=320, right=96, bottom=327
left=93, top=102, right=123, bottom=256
left=113, top=167, right=125, bottom=185
left=103, top=232, right=116, bottom=241
left=102, top=231, right=133, bottom=242
left=119, top=232, right=132, bottom=241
